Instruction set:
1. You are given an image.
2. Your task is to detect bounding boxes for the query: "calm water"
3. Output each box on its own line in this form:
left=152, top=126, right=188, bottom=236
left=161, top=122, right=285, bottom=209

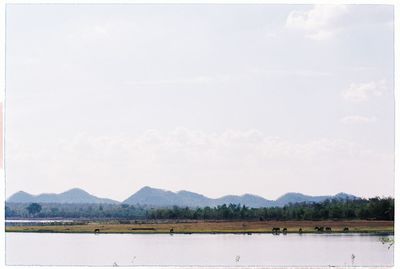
left=6, top=233, right=393, bottom=266
left=5, top=219, right=75, bottom=226
left=5, top=219, right=74, bottom=223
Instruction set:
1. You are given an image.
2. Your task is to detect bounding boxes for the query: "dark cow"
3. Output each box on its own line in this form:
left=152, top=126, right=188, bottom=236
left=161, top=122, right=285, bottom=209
left=314, top=226, right=323, bottom=232
left=272, top=227, right=280, bottom=234
left=94, top=228, right=100, bottom=233
left=298, top=228, right=303, bottom=233
left=343, top=227, right=349, bottom=232
left=325, top=227, right=332, bottom=232
left=282, top=228, right=288, bottom=234
left=170, top=228, right=174, bottom=233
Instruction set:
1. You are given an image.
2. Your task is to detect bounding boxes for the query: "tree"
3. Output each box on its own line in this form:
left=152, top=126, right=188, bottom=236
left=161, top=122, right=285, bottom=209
left=5, top=206, right=16, bottom=217
left=5, top=196, right=393, bottom=221
left=26, top=203, right=42, bottom=216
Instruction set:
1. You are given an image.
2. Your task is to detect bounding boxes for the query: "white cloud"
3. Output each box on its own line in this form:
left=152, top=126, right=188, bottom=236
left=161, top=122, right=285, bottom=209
left=123, top=73, right=240, bottom=87
left=343, top=79, right=387, bottom=102
left=340, top=115, right=377, bottom=125
left=124, top=76, right=216, bottom=86
left=250, top=67, right=332, bottom=77
left=61, top=129, right=364, bottom=163
left=6, top=128, right=377, bottom=171
left=286, top=5, right=349, bottom=40
left=5, top=5, right=394, bottom=200
left=67, top=22, right=112, bottom=41
left=286, top=5, right=393, bottom=41
left=7, top=128, right=382, bottom=197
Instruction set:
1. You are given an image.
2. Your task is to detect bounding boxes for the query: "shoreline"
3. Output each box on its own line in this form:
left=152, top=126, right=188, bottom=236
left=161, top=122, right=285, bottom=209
left=5, top=220, right=394, bottom=234
left=5, top=230, right=394, bottom=235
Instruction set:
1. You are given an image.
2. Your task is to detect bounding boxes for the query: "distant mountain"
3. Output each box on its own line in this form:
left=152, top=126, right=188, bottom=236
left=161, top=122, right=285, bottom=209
left=123, top=187, right=275, bottom=208
left=175, top=190, right=213, bottom=207
left=123, top=186, right=182, bottom=207
left=334, top=192, right=359, bottom=200
left=7, top=188, right=119, bottom=204
left=214, top=194, right=274, bottom=208
left=7, top=186, right=359, bottom=207
left=274, top=192, right=359, bottom=207
left=8, top=191, right=34, bottom=203
left=123, top=187, right=215, bottom=207
left=122, top=187, right=356, bottom=208
left=274, top=193, right=331, bottom=207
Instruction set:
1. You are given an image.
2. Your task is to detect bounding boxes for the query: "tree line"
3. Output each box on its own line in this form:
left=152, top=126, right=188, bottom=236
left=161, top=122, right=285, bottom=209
left=5, top=197, right=394, bottom=221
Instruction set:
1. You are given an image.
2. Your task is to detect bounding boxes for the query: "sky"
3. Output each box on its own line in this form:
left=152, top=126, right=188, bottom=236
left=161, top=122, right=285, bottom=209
left=5, top=4, right=394, bottom=201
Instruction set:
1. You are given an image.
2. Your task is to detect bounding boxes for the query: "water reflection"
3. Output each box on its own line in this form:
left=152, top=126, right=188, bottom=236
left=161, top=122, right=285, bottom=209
left=6, top=233, right=394, bottom=266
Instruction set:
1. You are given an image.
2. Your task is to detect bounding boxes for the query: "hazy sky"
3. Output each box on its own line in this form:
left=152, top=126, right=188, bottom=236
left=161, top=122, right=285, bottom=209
left=5, top=4, right=394, bottom=201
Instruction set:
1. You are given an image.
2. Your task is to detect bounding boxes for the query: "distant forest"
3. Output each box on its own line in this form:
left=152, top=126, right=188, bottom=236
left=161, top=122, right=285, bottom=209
left=6, top=197, right=394, bottom=221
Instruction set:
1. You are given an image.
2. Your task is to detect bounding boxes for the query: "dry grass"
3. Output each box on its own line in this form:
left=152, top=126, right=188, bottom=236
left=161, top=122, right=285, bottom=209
left=5, top=220, right=394, bottom=234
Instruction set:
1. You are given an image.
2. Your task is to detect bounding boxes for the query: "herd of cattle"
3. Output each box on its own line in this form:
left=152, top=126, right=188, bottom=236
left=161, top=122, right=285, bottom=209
left=93, top=226, right=350, bottom=234
left=271, top=226, right=350, bottom=234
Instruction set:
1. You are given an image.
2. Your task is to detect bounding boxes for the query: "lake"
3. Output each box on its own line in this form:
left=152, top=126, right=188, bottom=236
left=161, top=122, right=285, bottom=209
left=6, top=233, right=393, bottom=266
left=5, top=219, right=75, bottom=226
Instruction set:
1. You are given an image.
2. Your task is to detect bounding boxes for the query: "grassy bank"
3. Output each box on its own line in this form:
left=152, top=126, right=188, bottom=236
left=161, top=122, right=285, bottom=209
left=5, top=220, right=394, bottom=234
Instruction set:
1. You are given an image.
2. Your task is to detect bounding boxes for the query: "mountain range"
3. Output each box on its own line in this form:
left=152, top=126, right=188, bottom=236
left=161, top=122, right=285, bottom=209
left=7, top=188, right=119, bottom=204
left=7, top=186, right=359, bottom=208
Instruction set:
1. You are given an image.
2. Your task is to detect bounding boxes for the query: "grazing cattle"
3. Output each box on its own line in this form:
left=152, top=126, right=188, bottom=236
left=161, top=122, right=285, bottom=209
left=94, top=229, right=100, bottom=233
left=314, top=226, right=323, bottom=232
left=272, top=227, right=280, bottom=234
left=325, top=227, right=332, bottom=232
left=343, top=227, right=349, bottom=232
left=272, top=227, right=281, bottom=233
